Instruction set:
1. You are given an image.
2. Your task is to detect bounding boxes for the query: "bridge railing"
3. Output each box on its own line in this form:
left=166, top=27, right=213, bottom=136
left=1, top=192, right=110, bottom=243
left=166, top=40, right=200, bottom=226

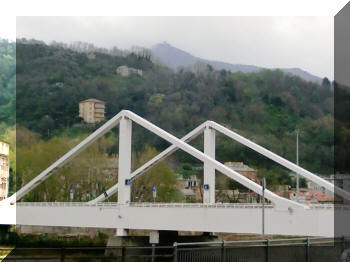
left=174, top=237, right=350, bottom=262
left=3, top=237, right=348, bottom=262
left=15, top=201, right=343, bottom=210
left=15, top=202, right=275, bottom=209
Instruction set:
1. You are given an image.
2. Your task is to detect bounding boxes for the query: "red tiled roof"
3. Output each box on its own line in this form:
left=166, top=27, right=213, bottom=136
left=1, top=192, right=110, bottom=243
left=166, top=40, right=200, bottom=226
left=289, top=189, right=334, bottom=202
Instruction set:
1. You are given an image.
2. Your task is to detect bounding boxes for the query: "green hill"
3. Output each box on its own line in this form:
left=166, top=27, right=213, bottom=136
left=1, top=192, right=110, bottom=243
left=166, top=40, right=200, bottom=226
left=9, top=39, right=335, bottom=184
left=0, top=39, right=15, bottom=128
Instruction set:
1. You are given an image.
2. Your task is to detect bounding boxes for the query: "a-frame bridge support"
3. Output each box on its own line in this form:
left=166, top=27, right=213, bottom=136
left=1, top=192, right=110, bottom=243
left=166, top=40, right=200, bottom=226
left=1, top=110, right=350, bottom=238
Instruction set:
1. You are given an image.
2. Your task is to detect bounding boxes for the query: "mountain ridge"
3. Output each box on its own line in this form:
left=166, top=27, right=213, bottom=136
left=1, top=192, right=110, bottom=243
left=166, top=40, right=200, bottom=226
left=151, top=42, right=323, bottom=84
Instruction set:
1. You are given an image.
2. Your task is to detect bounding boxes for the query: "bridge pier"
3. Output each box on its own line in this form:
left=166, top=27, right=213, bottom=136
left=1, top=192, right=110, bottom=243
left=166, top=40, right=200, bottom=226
left=117, top=116, right=132, bottom=236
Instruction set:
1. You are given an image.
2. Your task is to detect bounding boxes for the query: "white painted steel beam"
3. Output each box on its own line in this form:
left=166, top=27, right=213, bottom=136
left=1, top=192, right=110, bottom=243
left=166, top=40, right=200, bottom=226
left=123, top=110, right=304, bottom=210
left=203, top=126, right=216, bottom=204
left=117, top=116, right=132, bottom=205
left=93, top=114, right=345, bottom=205
left=117, top=116, right=132, bottom=236
left=1, top=111, right=124, bottom=204
left=89, top=122, right=207, bottom=204
left=0, top=109, right=344, bottom=237
left=13, top=203, right=339, bottom=237
left=4, top=109, right=342, bottom=213
left=208, top=121, right=350, bottom=202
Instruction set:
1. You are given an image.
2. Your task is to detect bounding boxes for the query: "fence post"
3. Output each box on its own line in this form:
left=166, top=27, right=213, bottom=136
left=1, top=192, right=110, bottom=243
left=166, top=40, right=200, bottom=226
left=265, top=239, right=270, bottom=262
left=121, top=246, right=126, bottom=262
left=221, top=241, right=226, bottom=262
left=342, top=236, right=346, bottom=252
left=60, top=247, right=65, bottom=262
left=151, top=244, right=156, bottom=262
left=173, top=242, right=178, bottom=262
left=305, top=237, right=310, bottom=262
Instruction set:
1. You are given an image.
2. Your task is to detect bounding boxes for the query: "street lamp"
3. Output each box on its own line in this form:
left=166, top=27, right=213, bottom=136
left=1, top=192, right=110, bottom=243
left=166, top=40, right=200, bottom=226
left=296, top=129, right=300, bottom=202
left=262, top=177, right=266, bottom=239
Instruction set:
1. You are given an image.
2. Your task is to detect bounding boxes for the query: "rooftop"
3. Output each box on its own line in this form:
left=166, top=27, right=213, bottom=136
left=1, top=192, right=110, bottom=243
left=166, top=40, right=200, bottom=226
left=224, top=162, right=256, bottom=172
left=290, top=189, right=334, bottom=202
left=80, top=98, right=106, bottom=104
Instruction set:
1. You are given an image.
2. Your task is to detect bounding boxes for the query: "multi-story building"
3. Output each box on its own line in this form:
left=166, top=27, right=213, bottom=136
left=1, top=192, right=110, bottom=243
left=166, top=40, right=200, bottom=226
left=79, top=98, right=106, bottom=123
left=176, top=174, right=202, bottom=202
left=0, top=141, right=9, bottom=200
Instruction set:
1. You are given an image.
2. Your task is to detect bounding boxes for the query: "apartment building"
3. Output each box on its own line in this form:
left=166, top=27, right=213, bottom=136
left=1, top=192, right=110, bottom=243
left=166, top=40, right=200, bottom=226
left=0, top=141, right=9, bottom=200
left=79, top=98, right=106, bottom=123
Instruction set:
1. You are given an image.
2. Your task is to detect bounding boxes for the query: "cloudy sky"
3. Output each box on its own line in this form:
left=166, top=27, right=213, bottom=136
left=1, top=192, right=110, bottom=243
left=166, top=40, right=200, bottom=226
left=16, top=16, right=333, bottom=79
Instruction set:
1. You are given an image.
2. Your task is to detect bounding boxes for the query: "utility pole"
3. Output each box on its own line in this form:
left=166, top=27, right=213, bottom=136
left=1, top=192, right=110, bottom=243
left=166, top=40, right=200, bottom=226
left=262, top=177, right=266, bottom=239
left=296, top=129, right=300, bottom=202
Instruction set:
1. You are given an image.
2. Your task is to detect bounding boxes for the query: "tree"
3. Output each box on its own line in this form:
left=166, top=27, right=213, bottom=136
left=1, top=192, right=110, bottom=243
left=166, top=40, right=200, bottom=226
left=131, top=146, right=183, bottom=202
left=12, top=39, right=335, bottom=186
left=321, top=77, right=331, bottom=89
left=37, top=115, right=55, bottom=137
left=16, top=132, right=117, bottom=202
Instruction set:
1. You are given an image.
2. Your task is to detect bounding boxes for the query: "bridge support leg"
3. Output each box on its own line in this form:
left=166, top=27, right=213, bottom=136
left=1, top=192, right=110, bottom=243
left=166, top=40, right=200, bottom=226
left=149, top=230, right=159, bottom=244
left=150, top=231, right=159, bottom=262
left=117, top=116, right=132, bottom=236
left=204, top=126, right=216, bottom=204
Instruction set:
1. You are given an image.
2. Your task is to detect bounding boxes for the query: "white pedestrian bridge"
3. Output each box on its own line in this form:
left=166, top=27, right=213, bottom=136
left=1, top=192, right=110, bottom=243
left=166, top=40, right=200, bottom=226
left=0, top=202, right=342, bottom=237
left=1, top=110, right=349, bottom=238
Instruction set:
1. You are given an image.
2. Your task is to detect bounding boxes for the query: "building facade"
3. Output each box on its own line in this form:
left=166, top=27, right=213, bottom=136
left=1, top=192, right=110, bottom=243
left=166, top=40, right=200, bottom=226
left=176, top=174, right=202, bottom=202
left=0, top=141, right=10, bottom=200
left=79, top=98, right=106, bottom=123
left=116, top=65, right=143, bottom=77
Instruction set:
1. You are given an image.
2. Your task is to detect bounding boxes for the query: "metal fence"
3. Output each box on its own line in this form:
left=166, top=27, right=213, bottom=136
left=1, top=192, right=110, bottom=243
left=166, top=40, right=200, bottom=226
left=174, top=237, right=350, bottom=262
left=1, top=246, right=174, bottom=262
left=1, top=237, right=350, bottom=262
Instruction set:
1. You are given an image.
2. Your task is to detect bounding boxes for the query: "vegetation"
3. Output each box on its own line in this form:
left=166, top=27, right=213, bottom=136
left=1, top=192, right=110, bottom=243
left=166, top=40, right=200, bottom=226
left=12, top=126, right=182, bottom=202
left=131, top=146, right=184, bottom=202
left=0, top=39, right=337, bottom=200
left=0, top=39, right=15, bottom=130
left=334, top=83, right=350, bottom=173
left=1, top=229, right=109, bottom=247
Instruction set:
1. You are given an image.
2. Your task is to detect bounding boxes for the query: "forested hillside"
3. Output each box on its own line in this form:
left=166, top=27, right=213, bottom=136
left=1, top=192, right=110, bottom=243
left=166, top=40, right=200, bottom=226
left=0, top=39, right=16, bottom=196
left=0, top=39, right=335, bottom=200
left=0, top=39, right=15, bottom=129
left=15, top=40, right=334, bottom=176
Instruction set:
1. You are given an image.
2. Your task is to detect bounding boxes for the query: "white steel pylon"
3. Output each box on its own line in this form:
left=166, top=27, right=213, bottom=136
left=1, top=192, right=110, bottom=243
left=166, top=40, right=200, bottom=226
left=2, top=110, right=349, bottom=211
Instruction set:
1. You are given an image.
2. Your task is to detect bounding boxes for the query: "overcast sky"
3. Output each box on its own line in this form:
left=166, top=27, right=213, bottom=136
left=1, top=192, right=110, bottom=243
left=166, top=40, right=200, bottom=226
left=16, top=16, right=333, bottom=79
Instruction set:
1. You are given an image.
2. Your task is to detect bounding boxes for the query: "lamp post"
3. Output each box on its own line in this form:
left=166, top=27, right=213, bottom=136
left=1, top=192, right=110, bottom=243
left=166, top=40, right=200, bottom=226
left=296, top=129, right=300, bottom=202
left=262, top=177, right=266, bottom=239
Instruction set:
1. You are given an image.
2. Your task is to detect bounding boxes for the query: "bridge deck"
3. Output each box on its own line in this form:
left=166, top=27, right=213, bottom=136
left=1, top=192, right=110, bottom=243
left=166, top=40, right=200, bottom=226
left=1, top=202, right=341, bottom=237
